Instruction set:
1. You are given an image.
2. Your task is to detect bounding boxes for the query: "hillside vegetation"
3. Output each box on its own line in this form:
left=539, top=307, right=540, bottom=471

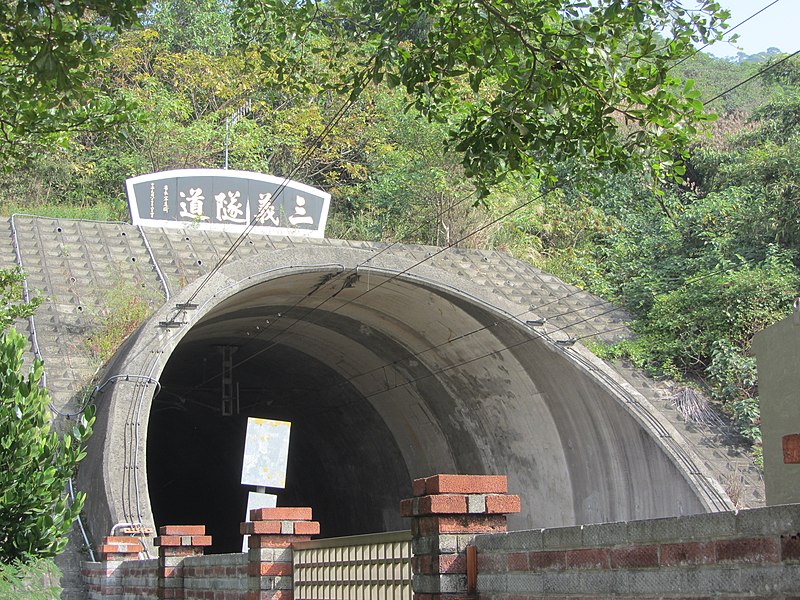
left=1, top=1, right=798, bottom=464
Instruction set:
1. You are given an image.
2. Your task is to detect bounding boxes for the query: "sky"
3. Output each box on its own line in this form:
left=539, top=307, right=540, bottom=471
left=703, top=0, right=799, bottom=58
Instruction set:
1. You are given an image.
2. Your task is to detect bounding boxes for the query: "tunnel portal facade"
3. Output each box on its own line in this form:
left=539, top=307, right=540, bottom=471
left=78, top=247, right=730, bottom=554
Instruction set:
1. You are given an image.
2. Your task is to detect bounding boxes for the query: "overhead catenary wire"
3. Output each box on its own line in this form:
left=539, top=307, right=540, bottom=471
left=171, top=0, right=786, bottom=331
left=179, top=98, right=358, bottom=309
left=209, top=188, right=479, bottom=356
left=194, top=181, right=562, bottom=382
left=317, top=243, right=788, bottom=396
left=173, top=258, right=629, bottom=403
left=156, top=0, right=794, bottom=400
left=672, top=0, right=783, bottom=68
left=705, top=48, right=800, bottom=105
left=352, top=302, right=632, bottom=402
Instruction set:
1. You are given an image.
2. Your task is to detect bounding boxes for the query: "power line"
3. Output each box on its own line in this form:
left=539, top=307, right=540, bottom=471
left=356, top=305, right=630, bottom=401
left=180, top=98, right=358, bottom=309
left=705, top=47, right=800, bottom=104
left=192, top=186, right=480, bottom=367
left=157, top=1, right=800, bottom=399
left=673, top=0, right=783, bottom=68
left=338, top=295, right=625, bottom=390
left=181, top=182, right=558, bottom=389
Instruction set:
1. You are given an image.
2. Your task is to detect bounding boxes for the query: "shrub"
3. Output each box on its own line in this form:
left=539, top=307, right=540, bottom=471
left=0, top=328, right=95, bottom=562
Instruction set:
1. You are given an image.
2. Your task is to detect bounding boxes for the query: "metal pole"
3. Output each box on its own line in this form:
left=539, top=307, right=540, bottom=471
left=224, top=100, right=251, bottom=171
left=224, top=118, right=230, bottom=170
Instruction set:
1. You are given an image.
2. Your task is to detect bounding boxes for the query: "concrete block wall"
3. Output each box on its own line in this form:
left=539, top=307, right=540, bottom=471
left=242, top=507, right=320, bottom=599
left=401, top=474, right=522, bottom=599
left=182, top=553, right=249, bottom=599
left=471, top=504, right=800, bottom=599
left=83, top=536, right=150, bottom=599
left=118, top=560, right=158, bottom=600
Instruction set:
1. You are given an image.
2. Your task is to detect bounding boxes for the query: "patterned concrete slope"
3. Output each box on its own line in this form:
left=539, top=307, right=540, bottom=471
left=4, top=215, right=763, bottom=508
left=0, top=218, right=44, bottom=372
left=140, top=227, right=632, bottom=343
left=7, top=216, right=167, bottom=415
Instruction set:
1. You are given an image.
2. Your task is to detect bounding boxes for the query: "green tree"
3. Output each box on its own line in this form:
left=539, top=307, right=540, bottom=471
left=235, top=0, right=730, bottom=196
left=0, top=269, right=94, bottom=563
left=0, top=0, right=146, bottom=161
left=689, top=56, right=800, bottom=257
left=0, top=558, right=61, bottom=599
left=144, top=0, right=235, bottom=55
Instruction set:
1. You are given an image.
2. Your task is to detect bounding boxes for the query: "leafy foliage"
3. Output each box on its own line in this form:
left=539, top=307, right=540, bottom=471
left=0, top=0, right=146, bottom=161
left=0, top=327, right=95, bottom=562
left=0, top=269, right=94, bottom=565
left=87, top=281, right=159, bottom=362
left=143, top=0, right=235, bottom=55
left=0, top=558, right=61, bottom=599
left=236, top=0, right=730, bottom=196
left=0, top=269, right=42, bottom=331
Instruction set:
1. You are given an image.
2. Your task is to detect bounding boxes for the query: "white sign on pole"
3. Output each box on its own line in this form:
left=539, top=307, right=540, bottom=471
left=241, top=417, right=291, bottom=488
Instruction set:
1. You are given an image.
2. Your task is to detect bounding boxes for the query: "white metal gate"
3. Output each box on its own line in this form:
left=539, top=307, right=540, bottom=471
left=292, top=530, right=412, bottom=599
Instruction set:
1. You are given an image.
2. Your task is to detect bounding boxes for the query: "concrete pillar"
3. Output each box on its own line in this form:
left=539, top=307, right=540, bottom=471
left=153, top=525, right=212, bottom=599
left=401, top=474, right=521, bottom=599
left=753, top=308, right=800, bottom=505
left=241, top=507, right=320, bottom=600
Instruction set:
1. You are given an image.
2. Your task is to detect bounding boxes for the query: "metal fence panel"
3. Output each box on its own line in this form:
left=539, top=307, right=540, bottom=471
left=293, top=530, right=412, bottom=599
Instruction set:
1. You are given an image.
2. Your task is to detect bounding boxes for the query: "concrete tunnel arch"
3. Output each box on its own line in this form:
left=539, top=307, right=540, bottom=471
left=78, top=246, right=730, bottom=554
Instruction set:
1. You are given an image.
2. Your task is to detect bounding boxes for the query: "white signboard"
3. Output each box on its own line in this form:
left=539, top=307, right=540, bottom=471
left=241, top=417, right=291, bottom=488
left=125, top=169, right=330, bottom=238
left=242, top=491, right=277, bottom=551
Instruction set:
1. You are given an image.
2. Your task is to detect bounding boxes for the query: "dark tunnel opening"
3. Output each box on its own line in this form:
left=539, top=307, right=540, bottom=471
left=147, top=338, right=411, bottom=553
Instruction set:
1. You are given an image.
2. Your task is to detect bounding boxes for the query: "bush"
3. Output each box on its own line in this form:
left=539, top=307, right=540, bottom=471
left=0, top=558, right=61, bottom=599
left=630, top=249, right=798, bottom=377
left=0, top=328, right=95, bottom=562
left=86, top=282, right=158, bottom=363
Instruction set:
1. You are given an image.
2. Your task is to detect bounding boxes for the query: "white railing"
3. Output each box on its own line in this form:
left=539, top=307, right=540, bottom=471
left=293, top=530, right=412, bottom=600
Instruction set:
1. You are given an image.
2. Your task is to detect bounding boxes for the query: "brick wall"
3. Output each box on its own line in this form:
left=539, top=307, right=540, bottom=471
left=119, top=560, right=158, bottom=600
left=471, top=504, right=800, bottom=599
left=182, top=553, right=249, bottom=599
left=82, top=509, right=319, bottom=600
left=83, top=475, right=800, bottom=600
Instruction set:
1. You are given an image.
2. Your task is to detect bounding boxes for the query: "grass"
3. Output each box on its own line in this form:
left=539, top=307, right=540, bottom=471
left=0, top=203, right=121, bottom=222
left=86, top=282, right=159, bottom=363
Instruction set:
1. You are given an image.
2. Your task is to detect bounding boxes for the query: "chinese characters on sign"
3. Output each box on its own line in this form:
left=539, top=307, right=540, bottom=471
left=126, top=169, right=330, bottom=238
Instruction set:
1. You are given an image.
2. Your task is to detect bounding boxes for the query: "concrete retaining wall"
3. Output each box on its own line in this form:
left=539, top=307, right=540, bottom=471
left=473, top=504, right=800, bottom=598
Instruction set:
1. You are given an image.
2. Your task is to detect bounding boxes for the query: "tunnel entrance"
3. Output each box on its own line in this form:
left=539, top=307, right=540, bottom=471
left=80, top=252, right=725, bottom=559
left=148, top=337, right=410, bottom=553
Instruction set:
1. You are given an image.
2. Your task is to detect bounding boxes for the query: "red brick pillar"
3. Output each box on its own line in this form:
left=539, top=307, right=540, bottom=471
left=401, top=474, right=521, bottom=599
left=92, top=536, right=144, bottom=598
left=153, top=525, right=212, bottom=599
left=241, top=507, right=320, bottom=600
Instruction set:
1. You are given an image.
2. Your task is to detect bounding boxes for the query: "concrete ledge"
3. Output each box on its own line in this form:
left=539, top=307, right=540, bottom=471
left=475, top=505, right=800, bottom=552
